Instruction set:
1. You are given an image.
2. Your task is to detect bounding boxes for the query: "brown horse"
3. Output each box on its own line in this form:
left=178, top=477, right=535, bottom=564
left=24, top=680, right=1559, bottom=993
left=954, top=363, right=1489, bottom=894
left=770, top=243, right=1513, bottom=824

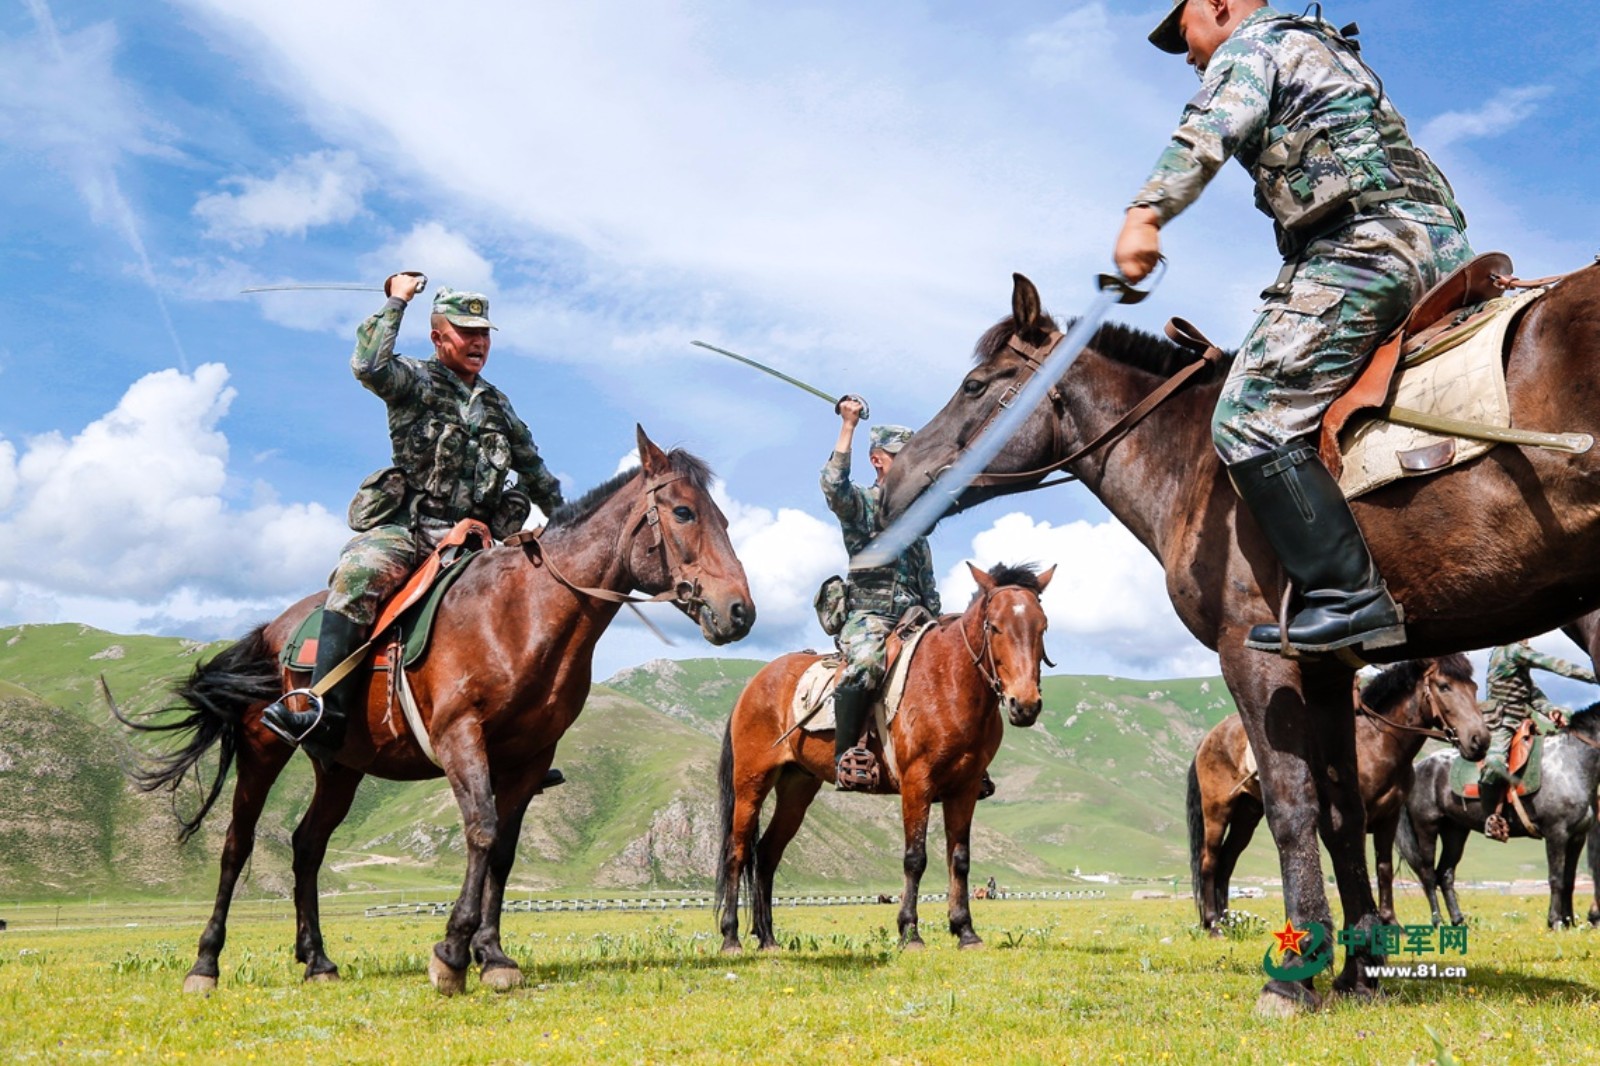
left=116, top=428, right=754, bottom=995
left=1188, top=655, right=1487, bottom=934
left=715, top=562, right=1052, bottom=953
left=881, top=270, right=1600, bottom=1011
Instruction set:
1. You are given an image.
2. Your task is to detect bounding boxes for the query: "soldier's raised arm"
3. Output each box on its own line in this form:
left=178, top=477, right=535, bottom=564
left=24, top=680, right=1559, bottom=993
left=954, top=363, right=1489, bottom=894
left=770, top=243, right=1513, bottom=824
left=351, top=272, right=429, bottom=403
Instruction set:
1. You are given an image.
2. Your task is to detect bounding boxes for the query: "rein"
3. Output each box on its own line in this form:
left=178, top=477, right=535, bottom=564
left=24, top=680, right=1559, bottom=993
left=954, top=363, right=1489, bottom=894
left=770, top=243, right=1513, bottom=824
left=952, top=319, right=1225, bottom=501
left=508, top=471, right=708, bottom=619
left=958, top=586, right=1040, bottom=697
left=1356, top=662, right=1456, bottom=744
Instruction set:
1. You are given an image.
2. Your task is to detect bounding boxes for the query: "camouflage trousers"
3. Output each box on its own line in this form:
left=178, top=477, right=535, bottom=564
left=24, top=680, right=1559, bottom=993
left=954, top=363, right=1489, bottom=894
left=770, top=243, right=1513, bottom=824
left=836, top=612, right=895, bottom=695
left=1481, top=700, right=1561, bottom=785
left=1212, top=218, right=1474, bottom=463
left=325, top=522, right=444, bottom=627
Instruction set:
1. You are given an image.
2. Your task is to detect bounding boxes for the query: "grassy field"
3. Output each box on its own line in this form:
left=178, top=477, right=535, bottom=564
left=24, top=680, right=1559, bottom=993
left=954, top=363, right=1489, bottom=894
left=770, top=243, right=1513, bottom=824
left=3, top=892, right=1599, bottom=1064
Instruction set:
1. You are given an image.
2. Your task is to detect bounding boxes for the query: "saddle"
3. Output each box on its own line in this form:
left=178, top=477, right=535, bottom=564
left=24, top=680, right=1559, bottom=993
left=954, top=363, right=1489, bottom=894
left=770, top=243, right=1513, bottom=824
left=280, top=518, right=492, bottom=675
left=1452, top=718, right=1543, bottom=800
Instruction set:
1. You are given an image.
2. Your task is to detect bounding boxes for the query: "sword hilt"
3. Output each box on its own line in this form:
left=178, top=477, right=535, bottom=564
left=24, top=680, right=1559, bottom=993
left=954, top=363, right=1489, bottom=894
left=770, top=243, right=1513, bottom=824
left=384, top=271, right=429, bottom=298
left=834, top=394, right=871, bottom=421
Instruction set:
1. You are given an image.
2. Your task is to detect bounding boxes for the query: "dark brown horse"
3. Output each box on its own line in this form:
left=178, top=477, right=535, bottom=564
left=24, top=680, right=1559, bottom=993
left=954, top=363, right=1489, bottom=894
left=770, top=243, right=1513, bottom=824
left=715, top=562, right=1052, bottom=953
left=1188, top=655, right=1487, bottom=934
left=117, top=428, right=754, bottom=995
left=881, top=270, right=1600, bottom=1012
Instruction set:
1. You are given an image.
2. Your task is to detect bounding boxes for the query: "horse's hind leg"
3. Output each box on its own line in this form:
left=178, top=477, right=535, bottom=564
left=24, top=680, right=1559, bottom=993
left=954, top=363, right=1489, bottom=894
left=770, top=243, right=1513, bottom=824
left=1435, top=827, right=1470, bottom=926
left=291, top=763, right=365, bottom=981
left=1589, top=819, right=1600, bottom=928
left=186, top=745, right=291, bottom=993
left=1546, top=831, right=1583, bottom=930
left=1212, top=802, right=1262, bottom=933
left=472, top=771, right=547, bottom=991
left=751, top=768, right=821, bottom=950
left=941, top=788, right=983, bottom=948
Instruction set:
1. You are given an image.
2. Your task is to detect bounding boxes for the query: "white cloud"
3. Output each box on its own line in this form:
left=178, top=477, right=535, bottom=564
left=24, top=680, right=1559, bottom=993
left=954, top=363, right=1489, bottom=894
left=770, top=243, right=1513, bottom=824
left=194, top=149, right=371, bottom=246
left=362, top=222, right=496, bottom=297
left=718, top=489, right=843, bottom=639
left=1418, top=85, right=1555, bottom=150
left=0, top=364, right=347, bottom=617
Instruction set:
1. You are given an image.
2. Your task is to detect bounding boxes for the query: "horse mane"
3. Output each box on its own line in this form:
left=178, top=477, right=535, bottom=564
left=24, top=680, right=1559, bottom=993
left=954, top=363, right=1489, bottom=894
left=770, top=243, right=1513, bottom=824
left=974, top=315, right=1232, bottom=384
left=546, top=449, right=714, bottom=530
left=1568, top=701, right=1600, bottom=732
left=1360, top=653, right=1473, bottom=713
left=985, top=561, right=1044, bottom=593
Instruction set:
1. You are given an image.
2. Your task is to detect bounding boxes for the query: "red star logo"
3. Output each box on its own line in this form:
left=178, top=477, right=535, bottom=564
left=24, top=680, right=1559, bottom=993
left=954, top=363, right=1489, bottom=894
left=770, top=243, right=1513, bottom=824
left=1271, top=920, right=1310, bottom=954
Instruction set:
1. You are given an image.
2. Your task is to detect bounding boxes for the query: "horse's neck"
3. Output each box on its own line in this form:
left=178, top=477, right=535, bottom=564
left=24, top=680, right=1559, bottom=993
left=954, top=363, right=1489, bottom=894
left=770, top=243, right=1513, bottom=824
left=1058, top=350, right=1225, bottom=563
left=540, top=494, right=638, bottom=594
left=1357, top=698, right=1428, bottom=772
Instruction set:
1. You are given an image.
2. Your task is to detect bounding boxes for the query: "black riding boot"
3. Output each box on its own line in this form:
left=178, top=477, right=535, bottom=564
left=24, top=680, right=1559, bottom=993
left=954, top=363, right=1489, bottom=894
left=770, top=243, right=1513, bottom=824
left=1231, top=445, right=1406, bottom=656
left=262, top=609, right=365, bottom=762
left=832, top=686, right=875, bottom=791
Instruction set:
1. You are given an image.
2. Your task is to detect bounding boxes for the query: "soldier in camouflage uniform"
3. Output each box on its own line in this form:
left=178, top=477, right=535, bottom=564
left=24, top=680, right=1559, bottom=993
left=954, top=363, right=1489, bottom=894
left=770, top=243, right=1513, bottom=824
left=822, top=399, right=941, bottom=790
left=263, top=274, right=564, bottom=761
left=1115, top=0, right=1472, bottom=657
left=1479, top=640, right=1596, bottom=841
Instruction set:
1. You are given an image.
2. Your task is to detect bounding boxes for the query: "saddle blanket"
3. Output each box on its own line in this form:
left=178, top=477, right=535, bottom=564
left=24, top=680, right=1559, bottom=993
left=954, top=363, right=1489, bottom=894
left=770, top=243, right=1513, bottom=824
left=1336, top=287, right=1543, bottom=500
left=1450, top=734, right=1544, bottom=800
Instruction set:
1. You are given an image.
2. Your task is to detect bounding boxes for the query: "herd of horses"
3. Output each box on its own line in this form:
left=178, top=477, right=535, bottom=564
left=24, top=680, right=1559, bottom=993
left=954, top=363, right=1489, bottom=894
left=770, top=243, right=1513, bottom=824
left=113, top=262, right=1600, bottom=1015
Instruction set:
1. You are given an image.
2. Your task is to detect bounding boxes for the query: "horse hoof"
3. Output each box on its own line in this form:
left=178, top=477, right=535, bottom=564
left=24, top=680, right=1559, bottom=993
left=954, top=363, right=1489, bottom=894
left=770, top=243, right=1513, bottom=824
left=901, top=939, right=926, bottom=952
left=958, top=938, right=985, bottom=951
left=480, top=965, right=523, bottom=992
left=758, top=942, right=783, bottom=954
left=182, top=974, right=217, bottom=995
left=305, top=970, right=341, bottom=984
left=1254, top=983, right=1320, bottom=1018
left=720, top=942, right=743, bottom=956
left=428, top=953, right=467, bottom=996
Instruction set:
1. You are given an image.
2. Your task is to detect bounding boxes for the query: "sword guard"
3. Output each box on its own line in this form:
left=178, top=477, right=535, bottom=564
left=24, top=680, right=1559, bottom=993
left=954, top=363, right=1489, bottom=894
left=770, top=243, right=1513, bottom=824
left=835, top=394, right=870, bottom=420
left=1096, top=258, right=1166, bottom=305
left=384, top=272, right=429, bottom=298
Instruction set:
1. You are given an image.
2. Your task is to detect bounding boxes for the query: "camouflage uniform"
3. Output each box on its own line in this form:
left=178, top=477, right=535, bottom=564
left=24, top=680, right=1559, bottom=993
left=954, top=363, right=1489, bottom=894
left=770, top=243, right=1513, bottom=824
left=821, top=429, right=940, bottom=696
left=1480, top=642, right=1595, bottom=787
left=327, top=289, right=563, bottom=626
left=1129, top=5, right=1471, bottom=463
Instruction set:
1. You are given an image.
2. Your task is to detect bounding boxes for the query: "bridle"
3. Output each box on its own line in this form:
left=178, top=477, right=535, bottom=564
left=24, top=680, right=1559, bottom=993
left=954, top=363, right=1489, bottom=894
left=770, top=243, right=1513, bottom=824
left=509, top=471, right=710, bottom=622
left=958, top=585, right=1051, bottom=698
left=937, top=319, right=1225, bottom=505
left=1356, top=661, right=1458, bottom=745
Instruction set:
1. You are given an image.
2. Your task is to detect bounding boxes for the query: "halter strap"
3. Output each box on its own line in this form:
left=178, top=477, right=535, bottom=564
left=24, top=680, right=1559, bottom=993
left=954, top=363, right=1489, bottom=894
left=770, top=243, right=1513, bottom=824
left=1355, top=661, right=1455, bottom=743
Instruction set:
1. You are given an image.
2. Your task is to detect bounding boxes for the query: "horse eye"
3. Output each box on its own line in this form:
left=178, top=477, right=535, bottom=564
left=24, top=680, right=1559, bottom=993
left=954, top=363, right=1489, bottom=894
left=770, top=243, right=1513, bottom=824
left=672, top=506, right=696, bottom=523
left=962, top=378, right=987, bottom=396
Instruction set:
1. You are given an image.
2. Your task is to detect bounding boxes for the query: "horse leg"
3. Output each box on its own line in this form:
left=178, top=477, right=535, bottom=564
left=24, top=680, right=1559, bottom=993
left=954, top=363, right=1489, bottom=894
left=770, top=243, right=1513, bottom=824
left=896, top=782, right=933, bottom=950
left=718, top=760, right=777, bottom=954
left=1213, top=802, right=1262, bottom=934
left=291, top=763, right=365, bottom=981
left=750, top=767, right=821, bottom=951
left=1435, top=827, right=1470, bottom=927
left=941, top=789, right=982, bottom=948
left=1228, top=661, right=1332, bottom=1015
left=185, top=745, right=291, bottom=993
left=472, top=771, right=546, bottom=991
left=1370, top=815, right=1399, bottom=927
left=1590, top=819, right=1600, bottom=928
left=1545, top=831, right=1581, bottom=930
left=429, top=729, right=499, bottom=996
left=1192, top=779, right=1230, bottom=933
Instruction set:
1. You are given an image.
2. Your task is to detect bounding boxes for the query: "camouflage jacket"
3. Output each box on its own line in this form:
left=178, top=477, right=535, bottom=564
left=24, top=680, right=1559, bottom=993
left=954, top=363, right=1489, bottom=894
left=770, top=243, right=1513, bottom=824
left=1483, top=642, right=1595, bottom=727
left=1131, top=7, right=1459, bottom=252
left=352, top=299, right=563, bottom=526
left=821, top=450, right=940, bottom=619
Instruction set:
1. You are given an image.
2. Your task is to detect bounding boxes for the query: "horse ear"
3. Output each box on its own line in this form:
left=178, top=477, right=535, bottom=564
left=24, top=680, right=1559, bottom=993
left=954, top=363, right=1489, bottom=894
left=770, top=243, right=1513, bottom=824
left=967, top=561, right=995, bottom=593
left=636, top=424, right=670, bottom=478
left=1035, top=565, right=1057, bottom=593
left=1012, top=273, right=1042, bottom=335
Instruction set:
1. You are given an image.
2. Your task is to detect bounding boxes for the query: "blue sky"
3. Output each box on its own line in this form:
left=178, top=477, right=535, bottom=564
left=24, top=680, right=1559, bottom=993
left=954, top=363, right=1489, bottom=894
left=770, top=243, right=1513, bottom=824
left=2, top=0, right=1598, bottom=691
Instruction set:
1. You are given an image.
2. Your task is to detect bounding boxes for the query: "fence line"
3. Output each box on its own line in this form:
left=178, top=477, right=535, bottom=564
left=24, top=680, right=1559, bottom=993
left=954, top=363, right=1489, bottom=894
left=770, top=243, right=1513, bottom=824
left=364, top=888, right=1106, bottom=918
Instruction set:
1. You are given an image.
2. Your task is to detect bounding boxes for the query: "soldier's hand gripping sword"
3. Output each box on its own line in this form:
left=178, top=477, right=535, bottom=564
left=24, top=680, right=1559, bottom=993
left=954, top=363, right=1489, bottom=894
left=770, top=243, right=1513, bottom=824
left=852, top=267, right=1161, bottom=569
left=690, top=340, right=868, bottom=419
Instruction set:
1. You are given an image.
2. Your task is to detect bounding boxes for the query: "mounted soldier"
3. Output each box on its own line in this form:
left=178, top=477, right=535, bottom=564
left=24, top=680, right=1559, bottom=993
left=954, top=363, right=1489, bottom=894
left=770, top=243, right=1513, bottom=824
left=1115, top=0, right=1471, bottom=657
left=1478, top=640, right=1596, bottom=841
left=262, top=273, right=564, bottom=761
left=821, top=399, right=941, bottom=790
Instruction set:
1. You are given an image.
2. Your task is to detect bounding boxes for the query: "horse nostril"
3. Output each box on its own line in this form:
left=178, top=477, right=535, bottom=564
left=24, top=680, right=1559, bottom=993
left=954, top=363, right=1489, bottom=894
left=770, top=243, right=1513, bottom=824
left=729, top=600, right=751, bottom=628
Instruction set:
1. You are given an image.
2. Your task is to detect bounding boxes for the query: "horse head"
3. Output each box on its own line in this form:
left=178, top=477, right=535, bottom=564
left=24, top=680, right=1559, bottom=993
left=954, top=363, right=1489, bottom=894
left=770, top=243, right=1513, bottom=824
left=626, top=425, right=755, bottom=645
left=881, top=274, right=1065, bottom=522
left=965, top=560, right=1055, bottom=727
left=1420, top=654, right=1489, bottom=761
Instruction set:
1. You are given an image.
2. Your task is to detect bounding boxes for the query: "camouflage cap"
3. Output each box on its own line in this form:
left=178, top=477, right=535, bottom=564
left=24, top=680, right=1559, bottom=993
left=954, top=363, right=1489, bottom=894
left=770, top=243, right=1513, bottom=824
left=869, top=424, right=914, bottom=455
left=432, top=288, right=497, bottom=330
left=1149, top=0, right=1187, bottom=55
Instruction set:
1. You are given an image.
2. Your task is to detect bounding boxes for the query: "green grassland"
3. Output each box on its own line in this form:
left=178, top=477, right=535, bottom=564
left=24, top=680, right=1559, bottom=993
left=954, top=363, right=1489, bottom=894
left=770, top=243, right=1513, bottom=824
left=1, top=894, right=1598, bottom=1064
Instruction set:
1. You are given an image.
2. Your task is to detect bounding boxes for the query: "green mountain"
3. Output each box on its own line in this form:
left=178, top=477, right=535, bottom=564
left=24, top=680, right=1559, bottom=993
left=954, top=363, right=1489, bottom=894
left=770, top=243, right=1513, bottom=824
left=0, top=624, right=1558, bottom=903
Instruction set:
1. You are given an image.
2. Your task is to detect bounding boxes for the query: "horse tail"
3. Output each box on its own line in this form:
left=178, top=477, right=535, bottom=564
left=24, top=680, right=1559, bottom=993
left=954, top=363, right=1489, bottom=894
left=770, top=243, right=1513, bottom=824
left=1186, top=759, right=1206, bottom=922
left=110, top=625, right=280, bottom=843
left=1396, top=803, right=1428, bottom=878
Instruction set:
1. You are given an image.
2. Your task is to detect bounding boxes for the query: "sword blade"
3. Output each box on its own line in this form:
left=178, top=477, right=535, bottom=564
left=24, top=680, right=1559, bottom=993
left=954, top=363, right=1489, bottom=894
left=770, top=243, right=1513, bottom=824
left=691, top=340, right=841, bottom=407
left=241, top=284, right=382, bottom=294
left=851, top=284, right=1124, bottom=569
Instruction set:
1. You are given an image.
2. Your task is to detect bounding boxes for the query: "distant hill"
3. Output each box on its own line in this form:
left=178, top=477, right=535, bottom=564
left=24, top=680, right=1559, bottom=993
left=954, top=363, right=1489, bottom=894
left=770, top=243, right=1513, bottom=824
left=0, top=623, right=1558, bottom=902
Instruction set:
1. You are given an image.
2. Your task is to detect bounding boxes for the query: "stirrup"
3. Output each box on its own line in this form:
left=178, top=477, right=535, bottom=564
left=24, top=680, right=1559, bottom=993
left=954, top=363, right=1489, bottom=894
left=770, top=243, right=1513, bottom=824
left=836, top=746, right=879, bottom=791
left=261, top=688, right=325, bottom=746
left=1484, top=812, right=1511, bottom=843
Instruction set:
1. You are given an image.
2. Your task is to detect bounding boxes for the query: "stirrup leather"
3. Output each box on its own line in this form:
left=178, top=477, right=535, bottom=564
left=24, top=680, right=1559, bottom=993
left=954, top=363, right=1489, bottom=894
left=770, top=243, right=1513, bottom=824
left=836, top=746, right=880, bottom=791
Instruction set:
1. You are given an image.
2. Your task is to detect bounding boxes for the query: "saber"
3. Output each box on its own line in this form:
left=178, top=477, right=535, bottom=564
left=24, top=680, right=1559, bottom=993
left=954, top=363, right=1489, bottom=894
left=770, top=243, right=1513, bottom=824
left=242, top=272, right=428, bottom=296
left=691, top=340, right=867, bottom=418
left=852, top=269, right=1157, bottom=569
